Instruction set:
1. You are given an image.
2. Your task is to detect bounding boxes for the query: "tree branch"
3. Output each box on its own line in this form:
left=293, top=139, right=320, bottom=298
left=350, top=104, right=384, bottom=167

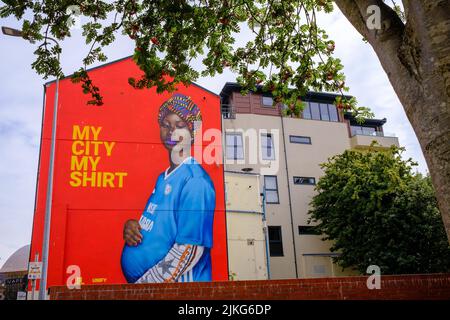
left=334, top=0, right=370, bottom=39
left=405, top=0, right=450, bottom=98
left=401, top=0, right=410, bottom=20
left=334, top=0, right=420, bottom=115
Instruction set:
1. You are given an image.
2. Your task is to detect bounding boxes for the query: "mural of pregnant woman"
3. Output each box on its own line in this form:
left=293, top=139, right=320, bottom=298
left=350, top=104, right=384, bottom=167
left=121, top=94, right=215, bottom=283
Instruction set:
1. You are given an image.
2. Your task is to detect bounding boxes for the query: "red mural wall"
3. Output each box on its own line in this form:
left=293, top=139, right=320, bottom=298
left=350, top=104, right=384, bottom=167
left=29, top=57, right=228, bottom=291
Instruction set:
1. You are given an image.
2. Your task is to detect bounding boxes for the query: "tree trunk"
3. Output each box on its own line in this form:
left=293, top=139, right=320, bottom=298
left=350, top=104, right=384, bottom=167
left=335, top=0, right=450, bottom=242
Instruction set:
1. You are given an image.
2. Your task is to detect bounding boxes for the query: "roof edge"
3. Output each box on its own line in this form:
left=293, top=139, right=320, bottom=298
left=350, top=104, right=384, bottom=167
left=220, top=82, right=353, bottom=101
left=44, top=55, right=219, bottom=97
left=344, top=112, right=387, bottom=126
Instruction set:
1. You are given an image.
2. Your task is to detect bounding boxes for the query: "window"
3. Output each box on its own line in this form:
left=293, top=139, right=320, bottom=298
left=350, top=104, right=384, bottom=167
left=261, top=133, right=275, bottom=160
left=304, top=102, right=339, bottom=122
left=319, top=103, right=330, bottom=121
left=302, top=102, right=312, bottom=119
left=293, top=176, right=316, bottom=185
left=225, top=133, right=244, bottom=160
left=310, top=102, right=321, bottom=120
left=262, top=96, right=274, bottom=107
left=298, top=226, right=320, bottom=235
left=264, top=176, right=279, bottom=204
left=328, top=104, right=339, bottom=122
left=268, top=226, right=284, bottom=256
left=289, top=135, right=311, bottom=144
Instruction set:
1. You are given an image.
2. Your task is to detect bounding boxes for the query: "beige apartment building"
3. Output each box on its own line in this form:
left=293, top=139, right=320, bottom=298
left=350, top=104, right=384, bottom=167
left=220, top=82, right=399, bottom=279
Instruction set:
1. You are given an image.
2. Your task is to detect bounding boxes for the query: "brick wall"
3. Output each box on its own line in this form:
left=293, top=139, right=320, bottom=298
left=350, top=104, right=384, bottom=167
left=49, top=274, right=450, bottom=300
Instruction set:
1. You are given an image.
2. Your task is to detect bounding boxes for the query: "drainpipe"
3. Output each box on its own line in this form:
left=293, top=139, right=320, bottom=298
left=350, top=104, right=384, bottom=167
left=279, top=111, right=299, bottom=278
left=261, top=187, right=271, bottom=280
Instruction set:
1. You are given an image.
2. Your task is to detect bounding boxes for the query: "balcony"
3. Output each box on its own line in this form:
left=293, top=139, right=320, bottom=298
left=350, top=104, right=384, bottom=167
left=350, top=130, right=399, bottom=149
left=221, top=104, right=235, bottom=119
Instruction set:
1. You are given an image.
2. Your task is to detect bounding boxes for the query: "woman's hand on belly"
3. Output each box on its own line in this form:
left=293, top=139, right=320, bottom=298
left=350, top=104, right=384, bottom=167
left=123, top=219, right=143, bottom=246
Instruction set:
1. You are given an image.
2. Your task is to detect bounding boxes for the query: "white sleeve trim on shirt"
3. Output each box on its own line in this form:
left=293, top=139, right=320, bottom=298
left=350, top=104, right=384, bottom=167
left=135, top=243, right=204, bottom=283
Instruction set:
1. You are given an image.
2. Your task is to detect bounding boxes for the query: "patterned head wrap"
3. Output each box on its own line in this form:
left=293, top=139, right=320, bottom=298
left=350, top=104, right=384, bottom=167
left=158, top=93, right=202, bottom=136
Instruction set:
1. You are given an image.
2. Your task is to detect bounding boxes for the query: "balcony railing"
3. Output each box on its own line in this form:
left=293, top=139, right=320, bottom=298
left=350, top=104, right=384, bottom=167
left=221, top=104, right=235, bottom=119
left=351, top=129, right=396, bottom=138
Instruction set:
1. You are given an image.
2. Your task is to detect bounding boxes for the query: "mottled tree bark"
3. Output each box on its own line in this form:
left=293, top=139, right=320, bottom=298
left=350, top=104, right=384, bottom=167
left=334, top=0, right=450, bottom=241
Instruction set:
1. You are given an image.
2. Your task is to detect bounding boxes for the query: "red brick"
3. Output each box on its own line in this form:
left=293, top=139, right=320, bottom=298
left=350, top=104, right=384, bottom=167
left=49, top=273, right=450, bottom=300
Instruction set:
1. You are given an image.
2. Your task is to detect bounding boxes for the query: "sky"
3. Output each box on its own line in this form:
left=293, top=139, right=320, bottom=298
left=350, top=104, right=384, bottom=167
left=0, top=5, right=428, bottom=267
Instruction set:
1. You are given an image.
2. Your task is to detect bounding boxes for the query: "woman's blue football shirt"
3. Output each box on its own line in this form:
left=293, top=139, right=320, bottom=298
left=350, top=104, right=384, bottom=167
left=121, top=157, right=216, bottom=283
